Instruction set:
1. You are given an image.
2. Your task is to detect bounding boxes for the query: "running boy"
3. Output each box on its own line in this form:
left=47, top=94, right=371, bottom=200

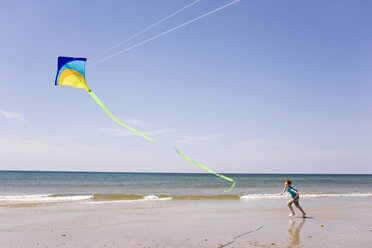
left=281, top=179, right=306, bottom=217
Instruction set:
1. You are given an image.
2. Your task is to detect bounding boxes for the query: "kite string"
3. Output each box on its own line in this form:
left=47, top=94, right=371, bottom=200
left=89, top=0, right=201, bottom=62
left=83, top=1, right=240, bottom=191
left=87, top=0, right=241, bottom=68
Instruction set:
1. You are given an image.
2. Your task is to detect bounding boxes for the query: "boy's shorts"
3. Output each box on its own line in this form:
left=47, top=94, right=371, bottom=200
left=287, top=198, right=300, bottom=208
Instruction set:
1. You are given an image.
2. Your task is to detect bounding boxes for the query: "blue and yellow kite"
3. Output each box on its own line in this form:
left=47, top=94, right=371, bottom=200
left=55, top=57, right=90, bottom=91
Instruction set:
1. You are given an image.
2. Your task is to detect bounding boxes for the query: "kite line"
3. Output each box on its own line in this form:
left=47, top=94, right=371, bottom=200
left=90, top=0, right=201, bottom=62
left=55, top=1, right=240, bottom=192
left=88, top=0, right=241, bottom=67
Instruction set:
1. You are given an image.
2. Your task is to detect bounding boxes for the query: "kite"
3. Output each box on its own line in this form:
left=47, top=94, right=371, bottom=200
left=55, top=56, right=236, bottom=192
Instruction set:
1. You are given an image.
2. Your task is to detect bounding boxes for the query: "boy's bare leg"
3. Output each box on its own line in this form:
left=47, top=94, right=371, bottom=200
left=297, top=205, right=306, bottom=218
left=293, top=199, right=306, bottom=218
left=287, top=201, right=295, bottom=216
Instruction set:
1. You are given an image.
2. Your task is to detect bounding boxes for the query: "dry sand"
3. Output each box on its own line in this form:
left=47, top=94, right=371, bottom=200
left=0, top=198, right=371, bottom=247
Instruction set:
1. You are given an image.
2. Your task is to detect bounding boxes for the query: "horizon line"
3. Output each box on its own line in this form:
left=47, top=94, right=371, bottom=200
left=0, top=170, right=371, bottom=176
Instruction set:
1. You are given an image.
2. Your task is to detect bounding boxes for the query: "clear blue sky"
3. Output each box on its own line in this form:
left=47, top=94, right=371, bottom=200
left=0, top=0, right=371, bottom=173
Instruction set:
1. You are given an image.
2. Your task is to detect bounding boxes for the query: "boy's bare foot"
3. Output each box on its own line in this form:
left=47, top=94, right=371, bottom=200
left=288, top=213, right=295, bottom=217
left=302, top=213, right=306, bottom=218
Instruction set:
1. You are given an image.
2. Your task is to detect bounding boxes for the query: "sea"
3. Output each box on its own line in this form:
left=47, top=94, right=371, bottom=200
left=0, top=171, right=371, bottom=206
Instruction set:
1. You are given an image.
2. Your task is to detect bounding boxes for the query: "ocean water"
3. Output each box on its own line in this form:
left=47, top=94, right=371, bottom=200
left=0, top=171, right=371, bottom=205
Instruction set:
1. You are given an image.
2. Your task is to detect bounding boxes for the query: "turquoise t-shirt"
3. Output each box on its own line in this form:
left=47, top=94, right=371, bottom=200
left=287, top=186, right=299, bottom=198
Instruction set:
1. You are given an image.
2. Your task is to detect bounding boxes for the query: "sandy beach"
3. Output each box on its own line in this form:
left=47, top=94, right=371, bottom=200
left=0, top=197, right=371, bottom=248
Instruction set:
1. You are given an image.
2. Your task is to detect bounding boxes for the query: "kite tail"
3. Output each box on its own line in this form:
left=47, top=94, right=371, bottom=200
left=88, top=90, right=155, bottom=141
left=175, top=148, right=236, bottom=192
left=88, top=91, right=235, bottom=191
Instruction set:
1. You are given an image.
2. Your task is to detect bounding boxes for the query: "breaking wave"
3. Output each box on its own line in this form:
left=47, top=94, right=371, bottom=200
left=240, top=192, right=372, bottom=200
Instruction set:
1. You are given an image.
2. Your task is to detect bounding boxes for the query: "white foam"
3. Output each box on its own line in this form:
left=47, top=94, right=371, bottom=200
left=240, top=194, right=286, bottom=200
left=0, top=194, right=93, bottom=202
left=301, top=193, right=372, bottom=198
left=142, top=195, right=173, bottom=202
left=144, top=195, right=159, bottom=200
left=78, top=195, right=173, bottom=205
left=240, top=192, right=372, bottom=200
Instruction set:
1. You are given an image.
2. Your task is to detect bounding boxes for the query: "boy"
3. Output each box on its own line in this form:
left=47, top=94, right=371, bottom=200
left=281, top=179, right=306, bottom=217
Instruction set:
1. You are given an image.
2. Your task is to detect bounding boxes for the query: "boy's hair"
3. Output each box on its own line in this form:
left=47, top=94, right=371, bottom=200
left=284, top=179, right=292, bottom=185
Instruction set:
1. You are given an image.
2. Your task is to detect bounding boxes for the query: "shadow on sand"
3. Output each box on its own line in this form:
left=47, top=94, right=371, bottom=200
left=218, top=226, right=263, bottom=248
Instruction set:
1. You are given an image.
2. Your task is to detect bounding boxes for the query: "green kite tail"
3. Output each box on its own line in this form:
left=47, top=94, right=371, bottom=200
left=89, top=90, right=236, bottom=191
left=89, top=90, right=155, bottom=141
left=89, top=90, right=235, bottom=191
left=175, top=148, right=236, bottom=192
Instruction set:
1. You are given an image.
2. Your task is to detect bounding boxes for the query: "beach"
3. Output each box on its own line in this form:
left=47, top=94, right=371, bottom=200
left=0, top=197, right=371, bottom=247
left=0, top=172, right=371, bottom=247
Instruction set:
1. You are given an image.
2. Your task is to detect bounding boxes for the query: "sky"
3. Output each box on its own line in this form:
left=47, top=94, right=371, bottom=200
left=0, top=0, right=371, bottom=174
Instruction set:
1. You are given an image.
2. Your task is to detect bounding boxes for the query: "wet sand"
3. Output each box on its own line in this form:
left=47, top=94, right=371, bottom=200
left=0, top=198, right=371, bottom=247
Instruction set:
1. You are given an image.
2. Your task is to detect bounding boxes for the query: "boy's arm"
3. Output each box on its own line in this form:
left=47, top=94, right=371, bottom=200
left=280, top=188, right=286, bottom=195
left=290, top=189, right=299, bottom=200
